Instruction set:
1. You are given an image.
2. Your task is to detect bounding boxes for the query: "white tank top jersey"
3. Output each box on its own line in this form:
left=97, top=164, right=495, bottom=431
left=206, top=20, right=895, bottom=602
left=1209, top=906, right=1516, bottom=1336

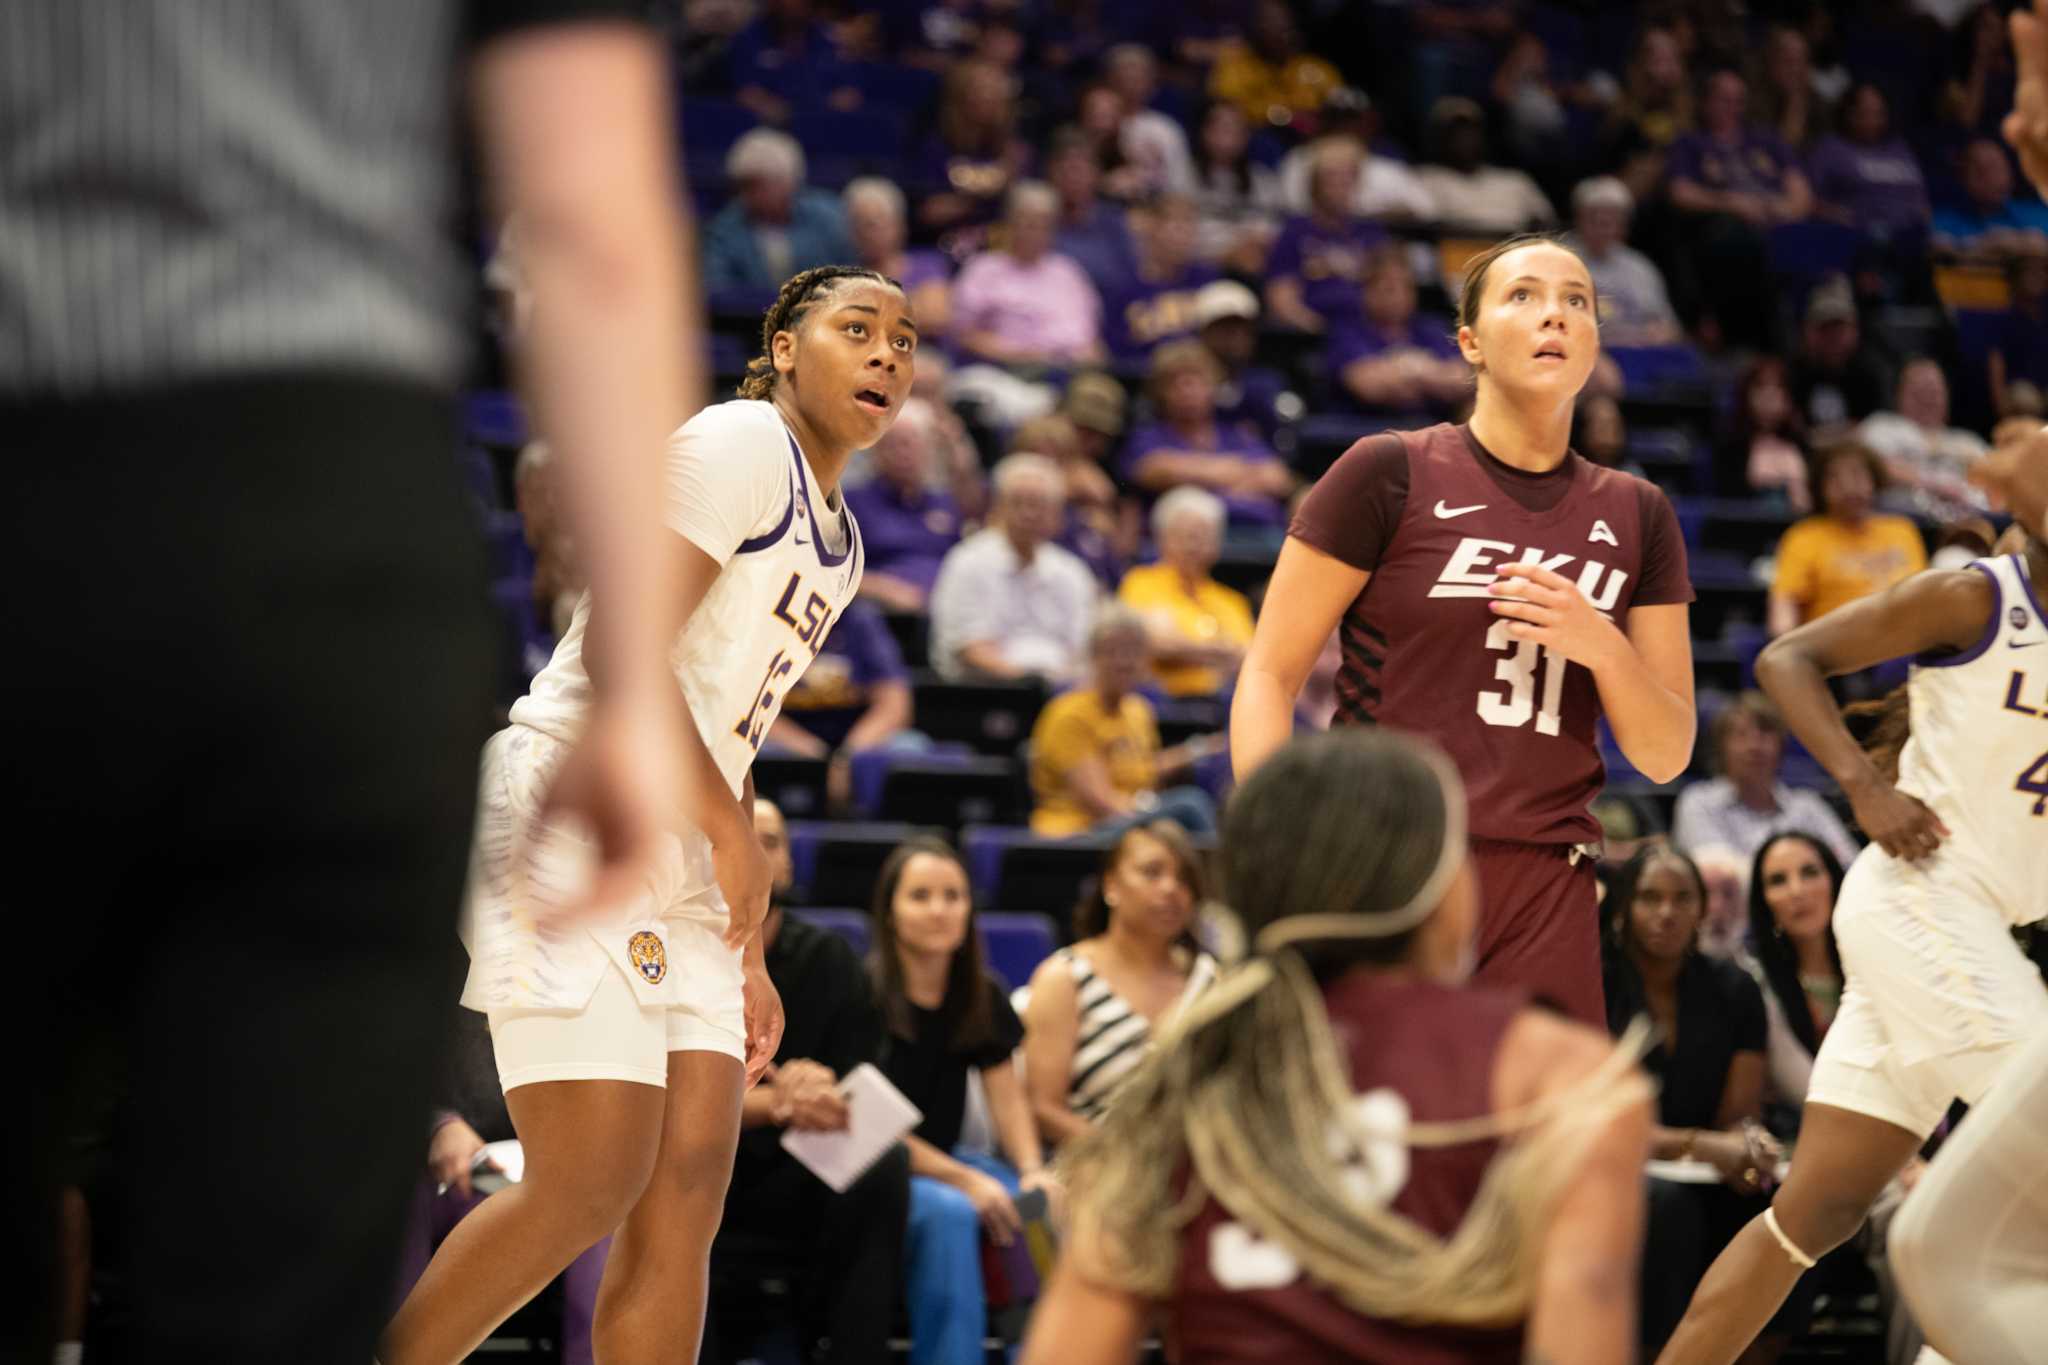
left=1894, top=553, right=2048, bottom=928
left=462, top=400, right=862, bottom=1014
left=511, top=399, right=865, bottom=792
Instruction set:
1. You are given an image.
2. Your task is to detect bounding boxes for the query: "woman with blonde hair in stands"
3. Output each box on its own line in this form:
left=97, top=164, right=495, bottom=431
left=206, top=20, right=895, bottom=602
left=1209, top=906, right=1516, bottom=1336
left=1021, top=821, right=1219, bottom=1147
left=1021, top=728, right=1653, bottom=1365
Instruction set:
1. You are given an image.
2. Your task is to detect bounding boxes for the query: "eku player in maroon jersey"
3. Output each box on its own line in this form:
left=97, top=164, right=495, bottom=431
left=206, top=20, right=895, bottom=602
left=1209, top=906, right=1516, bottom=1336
left=1230, top=235, right=1696, bottom=1028
left=1019, top=729, right=1652, bottom=1365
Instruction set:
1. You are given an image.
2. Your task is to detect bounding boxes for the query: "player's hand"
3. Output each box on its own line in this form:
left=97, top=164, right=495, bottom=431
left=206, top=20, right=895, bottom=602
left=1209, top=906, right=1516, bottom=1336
left=2008, top=2, right=2048, bottom=196
left=428, top=1118, right=489, bottom=1198
left=1844, top=774, right=1950, bottom=862
left=534, top=687, right=687, bottom=920
left=1489, top=562, right=1625, bottom=669
left=1974, top=424, right=2048, bottom=538
left=715, top=826, right=774, bottom=951
left=740, top=958, right=785, bottom=1090
left=962, top=1170, right=1024, bottom=1247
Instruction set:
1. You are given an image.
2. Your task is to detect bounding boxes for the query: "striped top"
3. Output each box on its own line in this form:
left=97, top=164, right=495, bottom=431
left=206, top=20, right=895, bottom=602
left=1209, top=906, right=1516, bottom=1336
left=0, top=0, right=641, bottom=398
left=1062, top=946, right=1219, bottom=1121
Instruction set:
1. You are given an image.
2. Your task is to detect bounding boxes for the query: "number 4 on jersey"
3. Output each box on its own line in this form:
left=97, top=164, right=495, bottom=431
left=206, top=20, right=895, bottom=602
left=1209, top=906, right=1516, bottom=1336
left=1477, top=619, right=1567, bottom=736
left=2019, top=751, right=2048, bottom=815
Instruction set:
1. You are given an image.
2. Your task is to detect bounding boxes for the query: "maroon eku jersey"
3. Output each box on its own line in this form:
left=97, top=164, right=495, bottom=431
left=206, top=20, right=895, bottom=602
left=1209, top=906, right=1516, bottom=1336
left=1171, top=977, right=1528, bottom=1365
left=1291, top=424, right=1693, bottom=845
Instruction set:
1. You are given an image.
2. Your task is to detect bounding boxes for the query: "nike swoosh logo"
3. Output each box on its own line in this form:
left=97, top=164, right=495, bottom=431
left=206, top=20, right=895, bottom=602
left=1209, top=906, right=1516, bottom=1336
left=2015, top=639, right=2045, bottom=649
left=1434, top=500, right=1486, bottom=519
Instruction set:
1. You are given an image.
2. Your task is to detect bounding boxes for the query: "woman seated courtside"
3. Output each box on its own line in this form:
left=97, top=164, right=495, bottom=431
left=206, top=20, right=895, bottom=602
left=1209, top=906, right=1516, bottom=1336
left=871, top=837, right=1054, bottom=1365
left=1599, top=843, right=1806, bottom=1358
left=1021, top=729, right=1653, bottom=1365
left=1022, top=822, right=1219, bottom=1147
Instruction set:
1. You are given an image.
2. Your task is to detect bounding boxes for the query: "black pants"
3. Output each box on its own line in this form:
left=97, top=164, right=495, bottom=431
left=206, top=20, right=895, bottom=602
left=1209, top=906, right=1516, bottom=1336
left=7, top=375, right=498, bottom=1363
left=704, top=1144, right=911, bottom=1365
left=1641, top=1177, right=1820, bottom=1355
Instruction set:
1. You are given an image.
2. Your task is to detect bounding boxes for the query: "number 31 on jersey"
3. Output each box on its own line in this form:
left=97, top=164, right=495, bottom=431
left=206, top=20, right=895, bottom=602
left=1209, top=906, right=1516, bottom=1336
left=1478, top=619, right=1567, bottom=736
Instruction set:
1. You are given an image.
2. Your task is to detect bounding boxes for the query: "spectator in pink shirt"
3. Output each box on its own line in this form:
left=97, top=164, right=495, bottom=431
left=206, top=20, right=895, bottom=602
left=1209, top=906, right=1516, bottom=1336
left=952, top=180, right=1107, bottom=369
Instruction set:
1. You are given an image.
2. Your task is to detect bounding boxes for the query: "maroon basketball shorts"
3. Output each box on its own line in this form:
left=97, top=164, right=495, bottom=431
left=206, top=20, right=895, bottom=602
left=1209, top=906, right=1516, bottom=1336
left=1468, top=838, right=1604, bottom=1028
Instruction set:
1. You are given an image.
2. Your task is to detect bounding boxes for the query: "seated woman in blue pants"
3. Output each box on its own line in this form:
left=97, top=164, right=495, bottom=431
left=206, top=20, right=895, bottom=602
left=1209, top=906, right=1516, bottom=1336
left=871, top=836, right=1054, bottom=1365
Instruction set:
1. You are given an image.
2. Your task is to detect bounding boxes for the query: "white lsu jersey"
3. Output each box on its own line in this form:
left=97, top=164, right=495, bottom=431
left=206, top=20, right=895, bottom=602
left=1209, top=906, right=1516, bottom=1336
left=1893, top=553, right=2048, bottom=927
left=463, top=400, right=863, bottom=1012
left=510, top=399, right=865, bottom=790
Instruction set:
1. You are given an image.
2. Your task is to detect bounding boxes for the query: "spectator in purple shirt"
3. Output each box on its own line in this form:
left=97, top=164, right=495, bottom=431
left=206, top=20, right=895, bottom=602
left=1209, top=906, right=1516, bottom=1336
left=845, top=177, right=955, bottom=344
left=1046, top=126, right=1142, bottom=295
left=1192, top=280, right=1294, bottom=442
left=1806, top=83, right=1932, bottom=236
left=914, top=58, right=1034, bottom=238
left=1100, top=193, right=1220, bottom=362
left=1332, top=245, right=1468, bottom=414
left=1666, top=67, right=1813, bottom=350
left=1262, top=138, right=1389, bottom=333
left=1121, top=340, right=1295, bottom=531
left=768, top=598, right=918, bottom=809
left=845, top=398, right=967, bottom=613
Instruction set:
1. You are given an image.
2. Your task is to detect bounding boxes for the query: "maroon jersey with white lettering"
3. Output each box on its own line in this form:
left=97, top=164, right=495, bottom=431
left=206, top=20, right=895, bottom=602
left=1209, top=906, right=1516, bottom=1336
left=1290, top=424, right=1692, bottom=844
left=1170, top=977, right=1527, bottom=1365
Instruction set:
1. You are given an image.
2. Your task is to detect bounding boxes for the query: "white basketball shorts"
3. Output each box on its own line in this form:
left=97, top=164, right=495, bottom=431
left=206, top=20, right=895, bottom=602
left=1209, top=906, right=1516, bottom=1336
left=1805, top=849, right=2048, bottom=1138
left=461, top=725, right=746, bottom=1086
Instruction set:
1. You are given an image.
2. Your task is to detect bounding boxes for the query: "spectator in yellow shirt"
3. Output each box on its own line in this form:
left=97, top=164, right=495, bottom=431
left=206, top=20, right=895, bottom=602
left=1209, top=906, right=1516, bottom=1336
left=1028, top=607, right=1222, bottom=837
left=1206, top=0, right=1342, bottom=133
left=1768, top=442, right=1928, bottom=635
left=1117, top=487, right=1255, bottom=698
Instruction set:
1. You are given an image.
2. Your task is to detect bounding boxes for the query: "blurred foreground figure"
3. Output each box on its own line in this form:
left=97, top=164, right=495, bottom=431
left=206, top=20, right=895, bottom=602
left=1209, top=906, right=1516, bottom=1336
left=4, top=3, right=706, bottom=1360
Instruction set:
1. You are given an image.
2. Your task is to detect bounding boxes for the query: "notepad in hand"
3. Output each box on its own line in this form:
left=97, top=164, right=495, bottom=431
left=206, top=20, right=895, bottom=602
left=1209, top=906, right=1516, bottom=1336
left=780, top=1063, right=922, bottom=1193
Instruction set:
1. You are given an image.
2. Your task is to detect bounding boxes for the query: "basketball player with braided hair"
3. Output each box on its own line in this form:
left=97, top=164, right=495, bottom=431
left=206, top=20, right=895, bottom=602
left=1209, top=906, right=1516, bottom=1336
left=382, top=265, right=912, bottom=1364
left=1021, top=728, right=1654, bottom=1365
left=1873, top=16, right=2048, bottom=1358
left=1651, top=489, right=2048, bottom=1363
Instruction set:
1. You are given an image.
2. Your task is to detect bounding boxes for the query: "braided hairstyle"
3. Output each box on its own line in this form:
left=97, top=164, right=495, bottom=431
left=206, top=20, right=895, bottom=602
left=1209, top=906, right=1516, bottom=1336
left=735, top=265, right=903, bottom=400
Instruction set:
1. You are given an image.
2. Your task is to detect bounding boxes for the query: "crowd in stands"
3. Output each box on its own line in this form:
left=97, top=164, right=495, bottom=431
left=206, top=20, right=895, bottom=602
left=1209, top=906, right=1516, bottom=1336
left=452, top=1, right=2048, bottom=1359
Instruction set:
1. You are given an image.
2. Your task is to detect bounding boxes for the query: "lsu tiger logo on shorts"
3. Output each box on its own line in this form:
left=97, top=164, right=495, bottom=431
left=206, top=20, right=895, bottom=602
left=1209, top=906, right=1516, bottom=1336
left=627, top=931, right=667, bottom=985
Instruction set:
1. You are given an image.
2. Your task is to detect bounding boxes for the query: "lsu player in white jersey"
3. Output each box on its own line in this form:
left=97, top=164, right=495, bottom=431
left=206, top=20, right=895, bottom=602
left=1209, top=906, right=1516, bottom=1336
left=1882, top=23, right=2048, bottom=1360
left=382, top=266, right=914, bottom=1365
left=1654, top=507, right=2048, bottom=1365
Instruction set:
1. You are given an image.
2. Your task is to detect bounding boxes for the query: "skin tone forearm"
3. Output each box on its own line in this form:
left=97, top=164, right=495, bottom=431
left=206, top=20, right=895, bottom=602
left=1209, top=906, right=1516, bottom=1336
left=474, top=25, right=700, bottom=696
left=1229, top=538, right=1367, bottom=781
left=841, top=680, right=913, bottom=752
left=959, top=640, right=1026, bottom=679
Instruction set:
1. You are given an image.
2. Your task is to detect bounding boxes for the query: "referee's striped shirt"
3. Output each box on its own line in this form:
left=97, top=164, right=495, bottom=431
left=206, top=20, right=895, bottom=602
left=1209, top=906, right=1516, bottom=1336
left=0, top=0, right=641, bottom=399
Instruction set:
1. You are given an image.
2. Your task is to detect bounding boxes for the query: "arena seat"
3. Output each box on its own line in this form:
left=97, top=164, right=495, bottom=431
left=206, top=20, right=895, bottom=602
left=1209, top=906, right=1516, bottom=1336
left=790, top=906, right=871, bottom=959
left=873, top=753, right=1029, bottom=830
left=911, top=672, right=1048, bottom=755
left=787, top=820, right=941, bottom=908
left=980, top=912, right=1059, bottom=990
left=753, top=754, right=832, bottom=821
